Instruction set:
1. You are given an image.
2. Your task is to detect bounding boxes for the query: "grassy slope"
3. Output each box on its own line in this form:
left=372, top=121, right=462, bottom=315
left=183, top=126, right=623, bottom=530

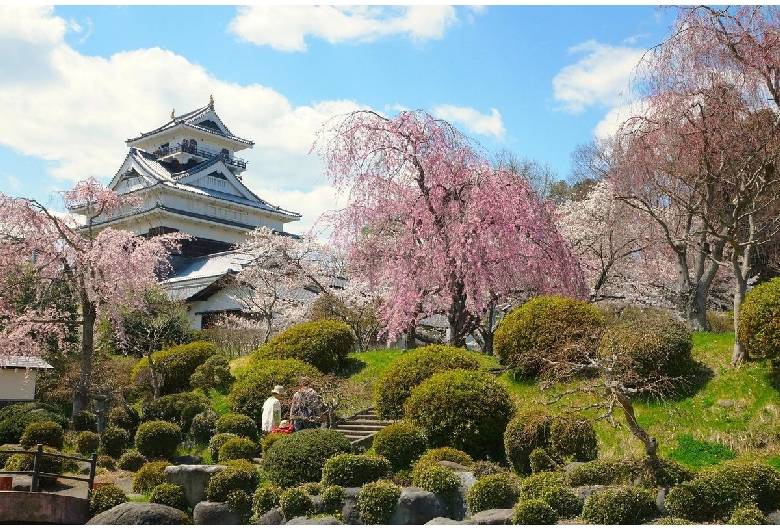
left=345, top=332, right=780, bottom=470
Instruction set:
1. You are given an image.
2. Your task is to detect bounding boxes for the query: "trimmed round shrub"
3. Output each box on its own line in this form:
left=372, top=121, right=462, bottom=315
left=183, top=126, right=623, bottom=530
left=549, top=414, right=598, bottom=462
left=404, top=369, right=513, bottom=461
left=665, top=461, right=780, bottom=522
left=89, top=484, right=128, bottom=516
left=252, top=319, right=354, bottom=373
left=597, top=308, right=694, bottom=395
left=411, top=464, right=460, bottom=514
left=520, top=471, right=583, bottom=518
left=494, top=295, right=605, bottom=378
left=739, top=278, right=780, bottom=361
left=77, top=430, right=100, bottom=455
left=215, top=413, right=258, bottom=442
left=97, top=455, right=116, bottom=471
left=252, top=484, right=283, bottom=519
left=134, top=420, right=181, bottom=459
left=205, top=460, right=260, bottom=502
left=190, top=409, right=218, bottom=444
left=529, top=447, right=557, bottom=473
left=566, top=456, right=694, bottom=488
left=374, top=345, right=482, bottom=419
left=208, top=433, right=238, bottom=462
left=651, top=516, right=695, bottom=524
left=132, top=340, right=217, bottom=394
left=19, top=420, right=64, bottom=449
left=512, top=498, right=558, bottom=525
left=372, top=422, right=427, bottom=472
left=413, top=447, right=473, bottom=473
left=228, top=359, right=321, bottom=426
left=218, top=436, right=258, bottom=462
left=72, top=410, right=97, bottom=432
left=503, top=408, right=553, bottom=475
left=261, top=432, right=287, bottom=455
left=99, top=427, right=129, bottom=458
left=0, top=402, right=68, bottom=444
left=141, top=391, right=209, bottom=428
left=321, top=453, right=391, bottom=487
left=466, top=473, right=521, bottom=514
left=150, top=483, right=189, bottom=513
left=227, top=489, right=253, bottom=524
left=118, top=449, right=147, bottom=472
left=5, top=445, right=62, bottom=486
left=300, top=481, right=321, bottom=495
left=108, top=405, right=140, bottom=437
left=190, top=354, right=234, bottom=392
left=262, top=428, right=351, bottom=487
left=279, top=486, right=316, bottom=519
left=321, top=484, right=345, bottom=514
left=581, top=486, right=657, bottom=525
left=132, top=460, right=170, bottom=493
left=358, top=479, right=402, bottom=525
left=728, top=505, right=770, bottom=525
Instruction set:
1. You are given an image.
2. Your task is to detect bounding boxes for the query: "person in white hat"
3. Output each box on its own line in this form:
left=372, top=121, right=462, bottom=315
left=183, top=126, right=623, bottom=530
left=261, top=385, right=284, bottom=434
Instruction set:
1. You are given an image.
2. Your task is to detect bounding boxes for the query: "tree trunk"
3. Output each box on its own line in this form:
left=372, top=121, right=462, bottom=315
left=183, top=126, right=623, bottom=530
left=406, top=325, right=417, bottom=350
left=72, top=301, right=96, bottom=419
left=686, top=282, right=710, bottom=331
left=731, top=255, right=750, bottom=365
left=148, top=353, right=162, bottom=400
left=614, top=390, right=659, bottom=463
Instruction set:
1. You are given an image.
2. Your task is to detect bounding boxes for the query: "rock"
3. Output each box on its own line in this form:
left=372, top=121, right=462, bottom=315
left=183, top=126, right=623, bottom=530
left=193, top=500, right=243, bottom=525
left=426, top=516, right=467, bottom=524
left=388, top=487, right=448, bottom=525
left=766, top=510, right=780, bottom=525
left=171, top=454, right=203, bottom=465
left=255, top=507, right=284, bottom=525
left=572, top=484, right=611, bottom=502
left=340, top=487, right=363, bottom=525
left=468, top=508, right=514, bottom=525
left=164, top=464, right=226, bottom=508
left=286, top=515, right=343, bottom=524
left=454, top=471, right=476, bottom=518
left=438, top=460, right=470, bottom=471
left=717, top=399, right=735, bottom=408
left=87, top=502, right=191, bottom=525
left=655, top=487, right=669, bottom=515
left=563, top=461, right=586, bottom=474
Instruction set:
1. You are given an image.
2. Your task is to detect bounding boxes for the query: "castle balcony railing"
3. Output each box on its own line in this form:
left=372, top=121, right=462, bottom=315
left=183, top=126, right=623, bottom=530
left=154, top=143, right=247, bottom=170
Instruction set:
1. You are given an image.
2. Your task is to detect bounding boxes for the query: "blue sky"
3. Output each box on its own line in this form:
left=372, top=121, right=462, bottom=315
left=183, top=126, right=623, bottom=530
left=0, top=4, right=678, bottom=235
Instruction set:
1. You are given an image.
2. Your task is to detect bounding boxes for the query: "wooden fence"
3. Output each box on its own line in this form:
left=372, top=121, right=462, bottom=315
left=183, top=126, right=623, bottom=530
left=0, top=444, right=97, bottom=497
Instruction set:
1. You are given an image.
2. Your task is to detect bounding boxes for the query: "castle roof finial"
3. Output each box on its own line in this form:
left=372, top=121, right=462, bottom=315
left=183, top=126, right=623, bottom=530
left=209, top=94, right=214, bottom=108
left=170, top=108, right=175, bottom=120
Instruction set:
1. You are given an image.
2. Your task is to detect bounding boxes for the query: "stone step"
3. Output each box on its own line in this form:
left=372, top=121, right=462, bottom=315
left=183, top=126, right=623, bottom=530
left=337, top=421, right=393, bottom=428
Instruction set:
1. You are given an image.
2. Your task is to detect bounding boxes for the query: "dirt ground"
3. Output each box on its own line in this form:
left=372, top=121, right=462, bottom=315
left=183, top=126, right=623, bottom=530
left=1, top=470, right=136, bottom=499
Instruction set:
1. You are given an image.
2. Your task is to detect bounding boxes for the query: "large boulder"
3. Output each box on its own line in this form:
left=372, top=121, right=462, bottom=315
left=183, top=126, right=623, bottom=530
left=425, top=517, right=466, bottom=525
left=388, top=487, right=448, bottom=525
left=469, top=508, right=515, bottom=524
left=286, top=516, right=343, bottom=524
left=86, top=502, right=190, bottom=525
left=255, top=508, right=285, bottom=525
left=454, top=471, right=476, bottom=519
left=193, top=501, right=243, bottom=525
left=164, top=464, right=226, bottom=507
left=339, top=487, right=363, bottom=525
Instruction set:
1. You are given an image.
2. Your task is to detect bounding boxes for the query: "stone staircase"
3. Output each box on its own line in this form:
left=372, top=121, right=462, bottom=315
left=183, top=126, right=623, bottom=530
left=333, top=408, right=394, bottom=448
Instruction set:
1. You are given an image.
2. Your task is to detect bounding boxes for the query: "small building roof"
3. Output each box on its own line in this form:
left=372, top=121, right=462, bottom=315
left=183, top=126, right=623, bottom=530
left=0, top=356, right=54, bottom=370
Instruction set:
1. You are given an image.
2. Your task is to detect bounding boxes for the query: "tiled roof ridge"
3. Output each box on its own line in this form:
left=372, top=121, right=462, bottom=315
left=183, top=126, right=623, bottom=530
left=126, top=103, right=252, bottom=145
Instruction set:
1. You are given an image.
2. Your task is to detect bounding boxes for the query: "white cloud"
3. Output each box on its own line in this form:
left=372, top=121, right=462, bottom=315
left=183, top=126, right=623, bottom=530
left=431, top=105, right=506, bottom=140
left=552, top=40, right=644, bottom=114
left=593, top=98, right=651, bottom=140
left=227, top=5, right=459, bottom=52
left=0, top=6, right=371, bottom=230
left=254, top=185, right=342, bottom=238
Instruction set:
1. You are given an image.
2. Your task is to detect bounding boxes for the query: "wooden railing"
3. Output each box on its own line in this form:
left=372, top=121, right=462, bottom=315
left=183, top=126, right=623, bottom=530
left=0, top=444, right=97, bottom=497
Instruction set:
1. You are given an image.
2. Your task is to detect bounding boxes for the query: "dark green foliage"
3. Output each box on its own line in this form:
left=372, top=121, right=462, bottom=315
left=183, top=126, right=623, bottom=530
left=651, top=516, right=695, bottom=525
left=728, top=505, right=770, bottom=525
left=89, top=484, right=128, bottom=516
left=565, top=456, right=695, bottom=488
left=411, top=464, right=460, bottom=514
left=404, top=369, right=513, bottom=461
left=134, top=420, right=181, bottom=459
left=512, top=499, right=558, bottom=525
left=215, top=413, right=258, bottom=442
left=141, top=391, right=209, bottom=429
left=279, top=487, right=316, bottom=519
left=321, top=484, right=345, bottom=514
left=529, top=447, right=557, bottom=473
left=494, top=295, right=605, bottom=378
left=738, top=277, right=780, bottom=361
left=252, top=319, right=354, bottom=373
left=374, top=345, right=482, bottom=419
left=99, top=427, right=129, bottom=458
left=76, top=430, right=100, bottom=455
left=466, top=473, right=521, bottom=514
left=117, top=449, right=146, bottom=472
left=132, top=461, right=169, bottom=493
left=668, top=434, right=736, bottom=469
left=358, top=479, right=402, bottom=525
left=262, top=428, right=351, bottom=487
left=205, top=460, right=260, bottom=502
left=471, top=460, right=509, bottom=479
left=97, top=455, right=116, bottom=471
left=549, top=414, right=598, bottom=462
left=218, top=436, right=258, bottom=462
left=581, top=486, right=657, bottom=525
left=190, top=409, right=218, bottom=444
left=321, top=453, right=391, bottom=487
left=132, top=341, right=217, bottom=395
left=150, top=483, right=190, bottom=513
left=372, top=422, right=427, bottom=471
left=413, top=447, right=473, bottom=474
left=20, top=420, right=64, bottom=449
left=503, top=408, right=552, bottom=475
left=252, top=484, right=283, bottom=519
left=108, top=405, right=140, bottom=437
left=597, top=308, right=694, bottom=395
left=71, top=410, right=97, bottom=432
left=520, top=471, right=583, bottom=518
left=665, top=461, right=780, bottom=522
left=0, top=402, right=69, bottom=445
left=228, top=359, right=321, bottom=426
left=208, top=432, right=237, bottom=461
left=190, top=354, right=235, bottom=392
left=261, top=432, right=287, bottom=455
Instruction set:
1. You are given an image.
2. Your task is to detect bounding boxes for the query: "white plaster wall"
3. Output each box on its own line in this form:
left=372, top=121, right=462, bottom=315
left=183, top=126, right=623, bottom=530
left=0, top=369, right=38, bottom=401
